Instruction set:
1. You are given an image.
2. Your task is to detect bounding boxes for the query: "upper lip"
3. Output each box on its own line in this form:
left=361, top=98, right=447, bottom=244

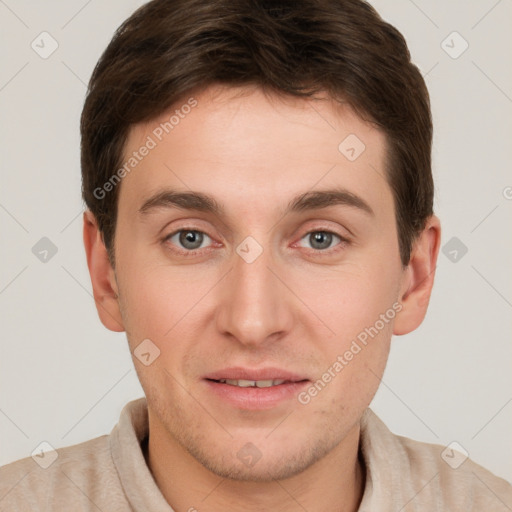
left=204, top=367, right=309, bottom=382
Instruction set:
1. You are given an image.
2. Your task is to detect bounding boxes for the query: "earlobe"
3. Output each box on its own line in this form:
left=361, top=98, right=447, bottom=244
left=393, top=215, right=441, bottom=336
left=83, top=210, right=125, bottom=332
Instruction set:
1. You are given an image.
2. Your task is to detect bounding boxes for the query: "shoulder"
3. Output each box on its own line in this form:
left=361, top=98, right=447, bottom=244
left=360, top=409, right=512, bottom=511
left=399, top=434, right=512, bottom=510
left=0, top=434, right=125, bottom=512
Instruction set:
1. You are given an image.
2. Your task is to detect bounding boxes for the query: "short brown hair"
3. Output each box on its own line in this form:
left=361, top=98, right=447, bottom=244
left=81, top=0, right=433, bottom=266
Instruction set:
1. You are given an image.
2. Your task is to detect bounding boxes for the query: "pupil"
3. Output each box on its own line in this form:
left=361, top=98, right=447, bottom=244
left=180, top=230, right=203, bottom=249
left=311, top=232, right=331, bottom=250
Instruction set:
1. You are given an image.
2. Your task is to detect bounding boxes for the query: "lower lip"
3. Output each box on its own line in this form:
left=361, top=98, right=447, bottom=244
left=203, top=379, right=310, bottom=410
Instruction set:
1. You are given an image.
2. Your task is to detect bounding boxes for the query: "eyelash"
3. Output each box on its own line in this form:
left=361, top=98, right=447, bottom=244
left=162, top=227, right=349, bottom=257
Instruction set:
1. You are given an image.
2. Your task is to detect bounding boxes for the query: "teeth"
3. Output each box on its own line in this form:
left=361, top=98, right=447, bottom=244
left=231, top=379, right=256, bottom=387
left=255, top=380, right=274, bottom=388
left=218, top=379, right=287, bottom=388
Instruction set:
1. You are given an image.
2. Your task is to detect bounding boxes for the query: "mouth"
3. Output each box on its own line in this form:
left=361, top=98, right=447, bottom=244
left=212, top=378, right=294, bottom=388
left=203, top=368, right=310, bottom=409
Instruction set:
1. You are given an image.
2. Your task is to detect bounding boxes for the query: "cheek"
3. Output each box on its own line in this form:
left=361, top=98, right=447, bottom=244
left=291, top=261, right=401, bottom=340
left=116, top=265, right=210, bottom=397
left=116, top=257, right=219, bottom=348
left=289, top=262, right=399, bottom=399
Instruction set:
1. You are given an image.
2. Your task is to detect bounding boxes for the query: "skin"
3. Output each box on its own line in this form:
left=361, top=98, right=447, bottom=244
left=84, top=84, right=441, bottom=512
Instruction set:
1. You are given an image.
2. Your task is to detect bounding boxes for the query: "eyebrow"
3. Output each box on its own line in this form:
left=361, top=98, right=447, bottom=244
left=138, top=187, right=374, bottom=217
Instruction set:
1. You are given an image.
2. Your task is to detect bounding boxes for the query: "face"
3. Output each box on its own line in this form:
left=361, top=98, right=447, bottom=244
left=109, top=84, right=408, bottom=481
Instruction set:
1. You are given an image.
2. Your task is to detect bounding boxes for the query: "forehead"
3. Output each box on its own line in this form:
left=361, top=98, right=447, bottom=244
left=118, top=84, right=392, bottom=221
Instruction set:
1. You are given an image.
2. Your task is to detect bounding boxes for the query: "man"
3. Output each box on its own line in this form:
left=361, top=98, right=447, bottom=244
left=1, top=0, right=511, bottom=510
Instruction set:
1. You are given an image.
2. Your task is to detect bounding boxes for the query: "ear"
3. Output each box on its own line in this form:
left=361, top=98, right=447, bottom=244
left=393, top=215, right=441, bottom=336
left=83, top=210, right=125, bottom=332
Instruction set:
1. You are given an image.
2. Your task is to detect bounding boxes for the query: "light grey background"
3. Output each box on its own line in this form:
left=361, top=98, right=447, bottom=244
left=1, top=0, right=511, bottom=483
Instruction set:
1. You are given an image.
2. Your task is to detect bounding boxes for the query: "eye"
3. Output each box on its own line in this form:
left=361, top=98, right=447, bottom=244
left=165, top=229, right=213, bottom=251
left=297, top=230, right=343, bottom=251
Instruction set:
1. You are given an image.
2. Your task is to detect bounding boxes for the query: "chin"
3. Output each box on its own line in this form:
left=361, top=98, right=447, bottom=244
left=183, top=434, right=337, bottom=482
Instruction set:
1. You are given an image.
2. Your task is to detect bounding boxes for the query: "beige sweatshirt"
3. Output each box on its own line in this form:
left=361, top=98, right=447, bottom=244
left=1, top=397, right=511, bottom=511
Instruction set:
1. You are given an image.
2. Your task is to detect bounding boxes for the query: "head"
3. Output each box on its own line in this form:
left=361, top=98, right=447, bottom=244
left=82, top=0, right=440, bottom=482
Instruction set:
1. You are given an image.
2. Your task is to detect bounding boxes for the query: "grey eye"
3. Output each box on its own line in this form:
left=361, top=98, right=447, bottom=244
left=168, top=230, right=211, bottom=250
left=299, top=231, right=341, bottom=250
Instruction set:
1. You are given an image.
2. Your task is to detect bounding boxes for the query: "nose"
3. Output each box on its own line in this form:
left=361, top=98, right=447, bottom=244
left=215, top=241, right=295, bottom=348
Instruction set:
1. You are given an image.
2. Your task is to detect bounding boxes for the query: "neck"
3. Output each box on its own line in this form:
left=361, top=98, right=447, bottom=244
left=143, top=416, right=365, bottom=512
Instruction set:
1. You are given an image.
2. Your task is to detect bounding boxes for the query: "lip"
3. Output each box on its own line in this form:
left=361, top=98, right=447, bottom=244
left=203, top=366, right=309, bottom=382
left=202, top=367, right=310, bottom=410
